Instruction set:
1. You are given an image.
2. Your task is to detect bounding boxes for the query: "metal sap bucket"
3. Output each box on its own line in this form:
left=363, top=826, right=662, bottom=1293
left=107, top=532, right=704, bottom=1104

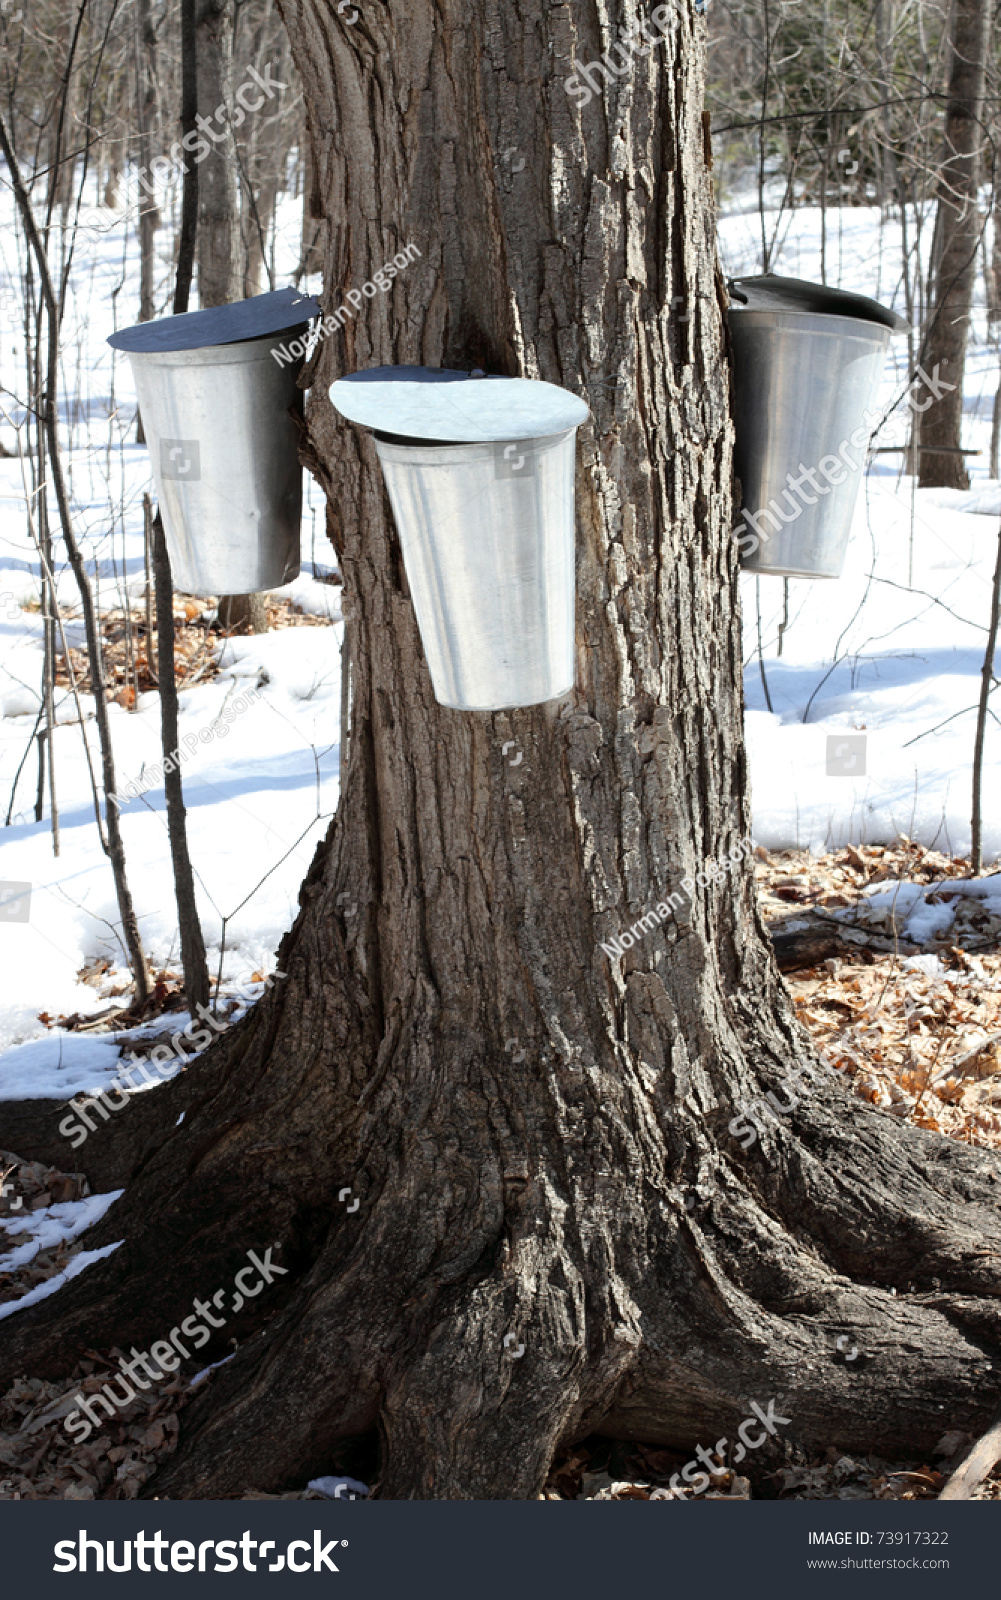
left=108, top=288, right=321, bottom=595
left=330, top=367, right=590, bottom=711
left=729, top=276, right=907, bottom=579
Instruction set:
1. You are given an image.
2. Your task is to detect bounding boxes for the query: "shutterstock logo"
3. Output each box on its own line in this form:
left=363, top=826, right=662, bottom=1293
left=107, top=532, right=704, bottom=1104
left=826, top=733, right=867, bottom=777
left=53, top=1529, right=347, bottom=1573
left=160, top=438, right=201, bottom=480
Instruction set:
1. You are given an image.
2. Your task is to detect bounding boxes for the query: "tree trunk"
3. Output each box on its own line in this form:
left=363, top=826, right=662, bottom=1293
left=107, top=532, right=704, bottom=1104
left=196, top=0, right=262, bottom=629
left=135, top=0, right=161, bottom=325
left=153, top=512, right=211, bottom=1013
left=242, top=174, right=278, bottom=297
left=3, top=0, right=1001, bottom=1504
left=970, top=524, right=1001, bottom=872
left=195, top=0, right=241, bottom=307
left=218, top=591, right=268, bottom=633
left=918, top=0, right=992, bottom=490
left=174, top=0, right=199, bottom=315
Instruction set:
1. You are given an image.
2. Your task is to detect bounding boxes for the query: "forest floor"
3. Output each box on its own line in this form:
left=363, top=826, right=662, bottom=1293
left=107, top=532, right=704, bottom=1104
left=1, top=843, right=998, bottom=1501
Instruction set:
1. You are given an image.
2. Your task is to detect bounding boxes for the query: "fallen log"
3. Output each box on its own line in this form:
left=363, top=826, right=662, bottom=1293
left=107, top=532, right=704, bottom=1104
left=766, top=910, right=920, bottom=972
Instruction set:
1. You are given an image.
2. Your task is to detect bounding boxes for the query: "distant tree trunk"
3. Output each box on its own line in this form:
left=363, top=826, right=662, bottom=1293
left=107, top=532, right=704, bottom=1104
left=103, top=161, right=122, bottom=208
left=919, top=0, right=992, bottom=490
left=242, top=175, right=278, bottom=296
left=218, top=592, right=268, bottom=633
left=0, top=110, right=152, bottom=1006
left=135, top=0, right=161, bottom=325
left=235, top=6, right=286, bottom=296
left=174, top=0, right=199, bottom=314
left=989, top=150, right=1001, bottom=325
left=296, top=127, right=325, bottom=281
left=197, top=0, right=262, bottom=625
left=3, top=0, right=1000, bottom=1505
left=195, top=0, right=241, bottom=307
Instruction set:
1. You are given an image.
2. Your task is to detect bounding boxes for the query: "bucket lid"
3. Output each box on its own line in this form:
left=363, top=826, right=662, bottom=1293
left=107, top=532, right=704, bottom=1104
left=107, top=287, right=322, bottom=353
left=329, top=365, right=590, bottom=441
left=728, top=274, right=908, bottom=334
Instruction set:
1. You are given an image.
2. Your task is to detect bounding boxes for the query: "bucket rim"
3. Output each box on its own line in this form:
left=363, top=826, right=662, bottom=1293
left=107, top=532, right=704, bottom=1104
left=728, top=273, right=908, bottom=333
left=727, top=305, right=897, bottom=342
left=373, top=426, right=578, bottom=453
left=740, top=563, right=841, bottom=580
left=123, top=324, right=312, bottom=367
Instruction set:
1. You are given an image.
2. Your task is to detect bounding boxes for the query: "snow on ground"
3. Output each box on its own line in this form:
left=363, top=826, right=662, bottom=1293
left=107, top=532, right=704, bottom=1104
left=0, top=1242, right=123, bottom=1323
left=0, top=1190, right=123, bottom=1275
left=0, top=1188, right=125, bottom=1323
left=0, top=1034, right=127, bottom=1103
left=0, top=179, right=999, bottom=1088
left=0, top=189, right=338, bottom=1058
left=0, top=977, right=278, bottom=1100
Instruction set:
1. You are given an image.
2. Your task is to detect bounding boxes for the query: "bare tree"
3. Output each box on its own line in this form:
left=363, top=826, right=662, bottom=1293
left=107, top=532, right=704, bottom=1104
left=135, top=0, right=161, bottom=323
left=0, top=106, right=152, bottom=1003
left=152, top=508, right=211, bottom=1012
left=175, top=0, right=200, bottom=313
left=195, top=0, right=241, bottom=305
left=919, top=0, right=992, bottom=490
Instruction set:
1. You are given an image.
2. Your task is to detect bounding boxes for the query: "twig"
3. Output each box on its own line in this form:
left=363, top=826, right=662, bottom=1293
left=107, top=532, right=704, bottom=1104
left=776, top=577, right=789, bottom=658
left=143, top=493, right=157, bottom=685
left=756, top=577, right=774, bottom=714
left=971, top=523, right=1001, bottom=873
left=933, top=1029, right=1001, bottom=1083
left=4, top=704, right=44, bottom=826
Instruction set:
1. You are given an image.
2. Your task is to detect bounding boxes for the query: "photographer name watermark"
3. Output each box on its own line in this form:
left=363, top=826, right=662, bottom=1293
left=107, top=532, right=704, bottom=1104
left=271, top=242, right=422, bottom=367
left=600, top=836, right=754, bottom=960
left=110, top=687, right=261, bottom=809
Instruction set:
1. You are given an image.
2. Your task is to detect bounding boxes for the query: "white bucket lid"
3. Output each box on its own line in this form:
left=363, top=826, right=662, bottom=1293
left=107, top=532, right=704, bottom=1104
left=330, top=365, right=589, bottom=441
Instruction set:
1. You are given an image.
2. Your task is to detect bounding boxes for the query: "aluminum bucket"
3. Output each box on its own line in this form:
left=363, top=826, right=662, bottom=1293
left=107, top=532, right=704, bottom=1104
left=730, top=308, right=892, bottom=579
left=375, top=429, right=578, bottom=710
left=124, top=332, right=306, bottom=596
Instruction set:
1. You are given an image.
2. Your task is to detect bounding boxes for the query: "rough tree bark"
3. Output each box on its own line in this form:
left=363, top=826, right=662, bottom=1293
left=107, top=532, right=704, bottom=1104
left=195, top=0, right=241, bottom=307
left=135, top=0, right=161, bottom=326
left=2, top=0, right=1000, bottom=1503
left=918, top=0, right=992, bottom=490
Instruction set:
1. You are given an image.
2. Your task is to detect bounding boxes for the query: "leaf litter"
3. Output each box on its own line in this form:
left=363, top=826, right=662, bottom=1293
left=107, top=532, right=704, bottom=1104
left=3, top=844, right=1001, bottom=1500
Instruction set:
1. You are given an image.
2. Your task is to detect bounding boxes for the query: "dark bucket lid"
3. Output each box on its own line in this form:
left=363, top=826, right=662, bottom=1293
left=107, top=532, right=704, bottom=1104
left=107, top=287, right=322, bottom=353
left=728, top=274, right=908, bottom=334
